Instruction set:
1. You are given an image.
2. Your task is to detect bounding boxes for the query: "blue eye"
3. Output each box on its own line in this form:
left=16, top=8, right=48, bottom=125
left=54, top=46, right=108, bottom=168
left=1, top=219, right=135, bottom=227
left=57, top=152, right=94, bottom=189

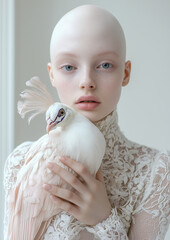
left=100, top=63, right=113, bottom=69
left=62, top=65, right=75, bottom=71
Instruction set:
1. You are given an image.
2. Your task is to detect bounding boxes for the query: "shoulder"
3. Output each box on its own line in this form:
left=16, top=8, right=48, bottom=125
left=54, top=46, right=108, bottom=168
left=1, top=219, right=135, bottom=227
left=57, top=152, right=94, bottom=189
left=3, top=141, right=33, bottom=190
left=131, top=142, right=170, bottom=174
left=125, top=141, right=170, bottom=195
left=147, top=149, right=170, bottom=186
left=126, top=139, right=169, bottom=172
left=130, top=144, right=170, bottom=208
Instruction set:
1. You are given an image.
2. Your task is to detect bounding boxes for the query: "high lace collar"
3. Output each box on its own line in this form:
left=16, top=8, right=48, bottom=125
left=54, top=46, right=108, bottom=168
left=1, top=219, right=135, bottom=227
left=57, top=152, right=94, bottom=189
left=93, top=109, right=131, bottom=159
left=94, top=109, right=123, bottom=143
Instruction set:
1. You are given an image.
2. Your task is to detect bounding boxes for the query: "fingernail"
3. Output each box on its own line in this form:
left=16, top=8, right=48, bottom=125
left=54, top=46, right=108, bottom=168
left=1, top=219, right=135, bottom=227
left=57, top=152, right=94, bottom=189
left=47, top=162, right=54, bottom=169
left=43, top=184, right=51, bottom=190
left=59, top=156, right=66, bottom=162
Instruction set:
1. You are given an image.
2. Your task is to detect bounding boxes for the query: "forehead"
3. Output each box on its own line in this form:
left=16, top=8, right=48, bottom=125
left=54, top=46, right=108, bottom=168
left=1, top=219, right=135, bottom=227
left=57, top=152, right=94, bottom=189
left=50, top=5, right=126, bottom=60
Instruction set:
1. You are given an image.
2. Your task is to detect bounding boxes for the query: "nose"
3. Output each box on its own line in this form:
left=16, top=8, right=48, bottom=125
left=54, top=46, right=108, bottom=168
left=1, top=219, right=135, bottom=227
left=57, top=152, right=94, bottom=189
left=79, top=67, right=96, bottom=90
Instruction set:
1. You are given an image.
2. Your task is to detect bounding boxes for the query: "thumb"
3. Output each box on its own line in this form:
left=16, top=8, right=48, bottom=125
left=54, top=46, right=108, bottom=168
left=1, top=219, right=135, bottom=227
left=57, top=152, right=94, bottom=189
left=96, top=167, right=105, bottom=183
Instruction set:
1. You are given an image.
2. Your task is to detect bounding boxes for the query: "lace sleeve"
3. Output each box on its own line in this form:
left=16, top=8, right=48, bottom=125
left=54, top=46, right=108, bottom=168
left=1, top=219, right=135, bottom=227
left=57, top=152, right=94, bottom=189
left=85, top=151, right=169, bottom=240
left=86, top=208, right=128, bottom=239
left=3, top=141, right=33, bottom=240
left=129, top=151, right=170, bottom=240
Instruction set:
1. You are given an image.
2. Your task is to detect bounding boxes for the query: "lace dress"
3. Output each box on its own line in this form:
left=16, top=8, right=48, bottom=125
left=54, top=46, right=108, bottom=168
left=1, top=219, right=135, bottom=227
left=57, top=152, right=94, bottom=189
left=4, top=110, right=170, bottom=240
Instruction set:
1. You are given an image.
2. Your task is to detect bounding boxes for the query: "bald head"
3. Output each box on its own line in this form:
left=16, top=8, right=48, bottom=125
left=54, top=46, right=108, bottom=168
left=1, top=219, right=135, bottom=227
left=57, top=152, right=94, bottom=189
left=50, top=5, right=126, bottom=62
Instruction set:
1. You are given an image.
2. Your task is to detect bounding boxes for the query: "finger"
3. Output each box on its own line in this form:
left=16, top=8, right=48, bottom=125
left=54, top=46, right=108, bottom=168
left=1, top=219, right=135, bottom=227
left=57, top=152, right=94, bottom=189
left=60, top=156, right=94, bottom=185
left=50, top=195, right=80, bottom=217
left=47, top=162, right=87, bottom=195
left=96, top=167, right=105, bottom=183
left=43, top=183, right=82, bottom=207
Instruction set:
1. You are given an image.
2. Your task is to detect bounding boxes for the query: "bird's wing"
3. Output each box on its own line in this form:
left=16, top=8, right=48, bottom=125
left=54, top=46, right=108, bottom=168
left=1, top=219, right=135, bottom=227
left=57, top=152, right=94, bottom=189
left=34, top=218, right=53, bottom=240
left=17, top=76, right=54, bottom=124
left=23, top=134, right=50, bottom=165
left=8, top=149, right=61, bottom=240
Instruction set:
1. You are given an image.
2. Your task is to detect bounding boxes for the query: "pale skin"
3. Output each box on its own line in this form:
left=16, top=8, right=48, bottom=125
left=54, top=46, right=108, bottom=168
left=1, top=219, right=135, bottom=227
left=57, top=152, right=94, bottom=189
left=43, top=5, right=131, bottom=226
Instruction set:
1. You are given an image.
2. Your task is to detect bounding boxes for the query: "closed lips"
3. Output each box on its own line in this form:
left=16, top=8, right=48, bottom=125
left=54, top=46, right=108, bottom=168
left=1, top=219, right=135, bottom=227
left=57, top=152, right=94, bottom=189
left=79, top=100, right=97, bottom=102
left=76, top=96, right=100, bottom=103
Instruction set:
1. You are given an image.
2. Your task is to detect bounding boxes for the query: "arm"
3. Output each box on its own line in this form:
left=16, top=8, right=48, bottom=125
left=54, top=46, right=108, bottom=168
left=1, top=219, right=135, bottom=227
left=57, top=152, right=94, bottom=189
left=43, top=156, right=112, bottom=226
left=44, top=152, right=169, bottom=240
left=128, top=151, right=170, bottom=240
left=85, top=208, right=128, bottom=239
left=44, top=156, right=129, bottom=239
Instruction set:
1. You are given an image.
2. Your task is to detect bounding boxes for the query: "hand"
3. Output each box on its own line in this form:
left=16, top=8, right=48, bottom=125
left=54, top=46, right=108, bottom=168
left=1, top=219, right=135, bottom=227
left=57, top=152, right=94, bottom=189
left=43, top=156, right=112, bottom=226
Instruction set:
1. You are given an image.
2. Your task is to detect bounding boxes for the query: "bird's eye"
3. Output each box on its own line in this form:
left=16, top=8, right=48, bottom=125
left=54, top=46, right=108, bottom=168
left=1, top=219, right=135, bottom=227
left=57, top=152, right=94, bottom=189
left=59, top=108, right=65, bottom=116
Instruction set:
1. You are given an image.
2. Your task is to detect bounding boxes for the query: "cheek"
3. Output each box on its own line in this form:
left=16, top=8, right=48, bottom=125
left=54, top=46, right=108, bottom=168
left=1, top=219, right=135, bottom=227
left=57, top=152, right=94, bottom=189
left=53, top=79, right=75, bottom=103
left=103, top=78, right=122, bottom=107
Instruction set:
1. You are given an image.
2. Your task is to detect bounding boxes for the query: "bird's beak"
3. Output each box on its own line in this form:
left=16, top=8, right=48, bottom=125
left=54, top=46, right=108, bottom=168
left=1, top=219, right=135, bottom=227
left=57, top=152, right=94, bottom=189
left=46, top=120, right=54, bottom=134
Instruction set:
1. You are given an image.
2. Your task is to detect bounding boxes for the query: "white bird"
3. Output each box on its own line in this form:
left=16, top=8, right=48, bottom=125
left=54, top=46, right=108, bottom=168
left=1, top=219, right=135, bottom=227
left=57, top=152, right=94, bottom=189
left=8, top=77, right=106, bottom=240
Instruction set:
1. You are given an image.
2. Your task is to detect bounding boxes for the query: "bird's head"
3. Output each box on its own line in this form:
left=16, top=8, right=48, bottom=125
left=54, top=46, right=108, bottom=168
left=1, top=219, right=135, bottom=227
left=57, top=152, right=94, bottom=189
left=46, top=102, right=72, bottom=133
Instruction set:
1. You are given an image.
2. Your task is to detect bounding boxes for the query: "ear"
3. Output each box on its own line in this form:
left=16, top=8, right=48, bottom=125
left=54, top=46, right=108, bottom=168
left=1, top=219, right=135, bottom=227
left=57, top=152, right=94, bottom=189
left=47, top=62, right=55, bottom=87
left=122, top=60, right=131, bottom=87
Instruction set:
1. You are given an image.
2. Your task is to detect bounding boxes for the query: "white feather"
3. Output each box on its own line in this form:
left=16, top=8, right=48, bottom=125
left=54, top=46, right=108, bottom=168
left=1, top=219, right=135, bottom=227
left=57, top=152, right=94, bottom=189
left=17, top=76, right=54, bottom=124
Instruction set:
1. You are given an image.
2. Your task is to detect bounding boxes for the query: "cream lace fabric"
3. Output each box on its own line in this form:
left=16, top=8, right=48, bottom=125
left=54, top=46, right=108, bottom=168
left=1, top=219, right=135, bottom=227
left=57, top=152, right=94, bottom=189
left=3, top=110, right=170, bottom=240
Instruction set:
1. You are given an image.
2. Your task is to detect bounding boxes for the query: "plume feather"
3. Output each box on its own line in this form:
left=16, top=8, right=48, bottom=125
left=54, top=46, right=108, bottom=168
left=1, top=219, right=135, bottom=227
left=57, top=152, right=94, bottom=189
left=17, top=76, right=54, bottom=124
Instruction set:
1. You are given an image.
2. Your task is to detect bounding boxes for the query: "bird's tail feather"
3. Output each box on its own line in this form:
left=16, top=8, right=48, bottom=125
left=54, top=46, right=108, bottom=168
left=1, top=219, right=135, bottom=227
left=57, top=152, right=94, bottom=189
left=17, top=76, right=54, bottom=124
left=10, top=215, right=43, bottom=240
left=35, top=218, right=53, bottom=240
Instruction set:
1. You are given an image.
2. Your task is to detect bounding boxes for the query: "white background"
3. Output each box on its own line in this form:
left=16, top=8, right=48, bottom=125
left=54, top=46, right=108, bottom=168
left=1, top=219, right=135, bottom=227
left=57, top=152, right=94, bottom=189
left=1, top=0, right=170, bottom=239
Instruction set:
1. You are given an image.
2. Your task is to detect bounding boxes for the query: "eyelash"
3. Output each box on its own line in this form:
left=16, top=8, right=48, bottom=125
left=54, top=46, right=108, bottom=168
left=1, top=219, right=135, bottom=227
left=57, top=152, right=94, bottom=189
left=60, top=65, right=76, bottom=72
left=97, top=62, right=113, bottom=70
left=59, top=62, right=113, bottom=72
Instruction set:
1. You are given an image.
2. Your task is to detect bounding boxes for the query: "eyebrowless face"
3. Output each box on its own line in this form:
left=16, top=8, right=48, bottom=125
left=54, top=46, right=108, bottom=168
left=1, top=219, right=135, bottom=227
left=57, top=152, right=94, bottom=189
left=48, top=5, right=131, bottom=122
